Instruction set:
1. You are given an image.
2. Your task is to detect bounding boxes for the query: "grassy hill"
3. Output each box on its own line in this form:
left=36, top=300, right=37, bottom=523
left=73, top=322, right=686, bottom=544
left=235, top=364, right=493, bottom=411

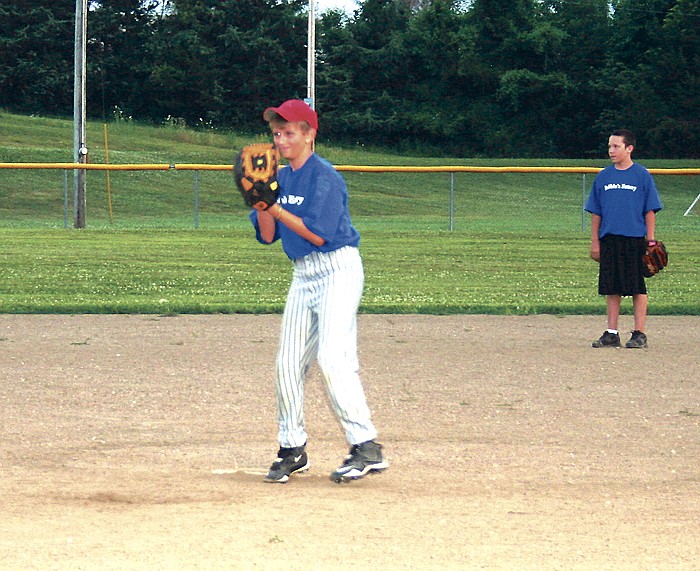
left=1, top=111, right=698, bottom=314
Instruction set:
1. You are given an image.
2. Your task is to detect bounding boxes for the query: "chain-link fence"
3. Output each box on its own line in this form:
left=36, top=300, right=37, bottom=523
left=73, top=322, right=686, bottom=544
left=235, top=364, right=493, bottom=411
left=1, top=162, right=698, bottom=231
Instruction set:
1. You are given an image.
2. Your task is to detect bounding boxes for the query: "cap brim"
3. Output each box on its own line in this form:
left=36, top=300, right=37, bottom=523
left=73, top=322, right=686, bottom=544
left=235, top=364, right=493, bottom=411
left=263, top=108, right=278, bottom=122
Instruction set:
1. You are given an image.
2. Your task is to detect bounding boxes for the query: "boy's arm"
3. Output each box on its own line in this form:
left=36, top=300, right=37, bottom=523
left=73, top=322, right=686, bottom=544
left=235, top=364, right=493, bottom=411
left=645, top=210, right=656, bottom=242
left=267, top=203, right=325, bottom=247
left=590, top=214, right=601, bottom=262
left=257, top=209, right=277, bottom=243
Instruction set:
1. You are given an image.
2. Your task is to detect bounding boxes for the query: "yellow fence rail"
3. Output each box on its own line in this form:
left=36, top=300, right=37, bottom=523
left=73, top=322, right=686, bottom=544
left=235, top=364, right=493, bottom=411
left=1, top=162, right=700, bottom=175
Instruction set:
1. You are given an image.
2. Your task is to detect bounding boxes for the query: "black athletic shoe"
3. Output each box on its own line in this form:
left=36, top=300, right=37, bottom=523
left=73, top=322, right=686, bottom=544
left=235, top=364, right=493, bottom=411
left=263, top=445, right=309, bottom=483
left=592, top=331, right=621, bottom=348
left=330, top=440, right=388, bottom=483
left=625, top=330, right=648, bottom=348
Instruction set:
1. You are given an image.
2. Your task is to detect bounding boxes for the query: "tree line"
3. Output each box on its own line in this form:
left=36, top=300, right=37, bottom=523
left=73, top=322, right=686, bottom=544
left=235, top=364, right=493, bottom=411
left=0, top=0, right=698, bottom=158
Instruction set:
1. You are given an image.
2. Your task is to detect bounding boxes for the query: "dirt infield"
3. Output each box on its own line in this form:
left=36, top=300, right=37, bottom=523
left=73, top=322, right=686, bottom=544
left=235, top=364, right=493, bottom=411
left=1, top=314, right=698, bottom=570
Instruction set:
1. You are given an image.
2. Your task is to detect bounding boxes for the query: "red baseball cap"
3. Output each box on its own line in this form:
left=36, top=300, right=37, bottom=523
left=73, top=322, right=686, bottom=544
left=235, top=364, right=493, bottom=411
left=263, top=99, right=318, bottom=131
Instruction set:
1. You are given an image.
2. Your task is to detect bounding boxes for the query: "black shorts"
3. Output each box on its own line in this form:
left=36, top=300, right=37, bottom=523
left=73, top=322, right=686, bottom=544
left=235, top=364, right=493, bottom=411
left=598, top=234, right=647, bottom=296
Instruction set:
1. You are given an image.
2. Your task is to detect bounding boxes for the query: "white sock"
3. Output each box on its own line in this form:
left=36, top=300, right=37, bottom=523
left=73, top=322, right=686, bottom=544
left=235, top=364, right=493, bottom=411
left=607, top=329, right=618, bottom=335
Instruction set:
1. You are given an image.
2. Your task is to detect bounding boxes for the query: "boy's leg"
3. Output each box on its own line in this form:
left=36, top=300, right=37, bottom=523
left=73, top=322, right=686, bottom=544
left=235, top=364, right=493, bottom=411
left=275, top=280, right=318, bottom=448
left=315, top=248, right=377, bottom=445
left=632, top=294, right=648, bottom=332
left=606, top=294, right=622, bottom=331
left=317, top=316, right=377, bottom=444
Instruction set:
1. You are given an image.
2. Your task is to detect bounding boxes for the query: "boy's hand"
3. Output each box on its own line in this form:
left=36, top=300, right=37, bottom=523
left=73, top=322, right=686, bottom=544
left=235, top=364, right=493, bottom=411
left=642, top=240, right=668, bottom=277
left=234, top=143, right=280, bottom=211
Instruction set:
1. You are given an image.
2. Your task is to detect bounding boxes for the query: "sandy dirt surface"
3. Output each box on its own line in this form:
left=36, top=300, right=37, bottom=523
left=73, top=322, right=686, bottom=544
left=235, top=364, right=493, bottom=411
left=1, top=314, right=698, bottom=570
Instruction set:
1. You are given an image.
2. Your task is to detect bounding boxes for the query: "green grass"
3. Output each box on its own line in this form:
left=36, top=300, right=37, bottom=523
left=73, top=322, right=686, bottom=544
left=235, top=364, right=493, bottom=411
left=1, top=111, right=699, bottom=315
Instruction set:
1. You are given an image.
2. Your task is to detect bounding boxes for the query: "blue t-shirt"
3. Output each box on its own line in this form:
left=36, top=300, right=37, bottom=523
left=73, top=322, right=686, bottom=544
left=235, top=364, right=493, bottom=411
left=251, top=153, right=360, bottom=260
left=584, top=163, right=662, bottom=238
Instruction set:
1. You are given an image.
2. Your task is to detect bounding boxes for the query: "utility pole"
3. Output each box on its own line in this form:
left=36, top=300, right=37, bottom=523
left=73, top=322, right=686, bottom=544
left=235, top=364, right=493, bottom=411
left=306, top=0, right=316, bottom=110
left=74, top=0, right=88, bottom=228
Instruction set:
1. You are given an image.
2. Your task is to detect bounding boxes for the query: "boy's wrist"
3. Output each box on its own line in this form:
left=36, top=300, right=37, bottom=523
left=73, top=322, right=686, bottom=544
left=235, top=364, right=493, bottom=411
left=268, top=204, right=283, bottom=220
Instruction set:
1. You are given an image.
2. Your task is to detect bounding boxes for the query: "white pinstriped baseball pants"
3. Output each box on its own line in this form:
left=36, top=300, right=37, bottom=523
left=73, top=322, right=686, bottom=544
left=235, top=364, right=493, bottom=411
left=275, top=245, right=378, bottom=448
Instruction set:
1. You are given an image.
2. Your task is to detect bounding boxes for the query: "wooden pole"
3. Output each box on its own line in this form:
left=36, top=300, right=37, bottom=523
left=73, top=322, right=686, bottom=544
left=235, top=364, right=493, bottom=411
left=73, top=0, right=88, bottom=228
left=307, top=0, right=315, bottom=110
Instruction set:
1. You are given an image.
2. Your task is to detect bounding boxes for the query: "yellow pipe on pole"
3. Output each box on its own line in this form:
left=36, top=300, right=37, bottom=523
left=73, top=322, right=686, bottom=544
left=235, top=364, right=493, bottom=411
left=0, top=163, right=698, bottom=175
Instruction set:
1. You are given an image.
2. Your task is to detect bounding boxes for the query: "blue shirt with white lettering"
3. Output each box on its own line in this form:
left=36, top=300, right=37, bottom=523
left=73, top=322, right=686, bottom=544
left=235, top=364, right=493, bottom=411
left=584, top=163, right=662, bottom=238
left=251, top=153, right=360, bottom=260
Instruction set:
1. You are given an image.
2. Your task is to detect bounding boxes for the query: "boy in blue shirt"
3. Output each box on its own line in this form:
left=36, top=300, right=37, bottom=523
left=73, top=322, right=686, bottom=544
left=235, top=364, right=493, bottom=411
left=249, top=99, right=387, bottom=483
left=585, top=129, right=663, bottom=348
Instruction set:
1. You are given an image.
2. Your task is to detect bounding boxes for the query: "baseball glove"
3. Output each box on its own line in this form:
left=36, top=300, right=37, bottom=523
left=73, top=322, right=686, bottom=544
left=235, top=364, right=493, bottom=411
left=642, top=240, right=668, bottom=278
left=234, top=143, right=280, bottom=211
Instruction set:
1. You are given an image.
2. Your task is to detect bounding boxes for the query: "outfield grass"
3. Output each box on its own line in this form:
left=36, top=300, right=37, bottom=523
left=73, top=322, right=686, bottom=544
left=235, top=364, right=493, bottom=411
left=1, top=111, right=698, bottom=315
left=1, top=228, right=697, bottom=315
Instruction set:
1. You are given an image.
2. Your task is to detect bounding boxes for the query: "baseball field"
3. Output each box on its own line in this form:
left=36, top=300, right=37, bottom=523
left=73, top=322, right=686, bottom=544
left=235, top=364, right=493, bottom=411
left=1, top=313, right=698, bottom=570
left=1, top=114, right=699, bottom=569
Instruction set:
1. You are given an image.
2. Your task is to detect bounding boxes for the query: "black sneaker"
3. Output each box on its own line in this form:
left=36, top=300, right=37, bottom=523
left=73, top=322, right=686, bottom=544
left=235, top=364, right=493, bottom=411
left=263, top=445, right=309, bottom=483
left=592, top=331, right=621, bottom=348
left=330, top=440, right=388, bottom=483
left=625, top=330, right=648, bottom=348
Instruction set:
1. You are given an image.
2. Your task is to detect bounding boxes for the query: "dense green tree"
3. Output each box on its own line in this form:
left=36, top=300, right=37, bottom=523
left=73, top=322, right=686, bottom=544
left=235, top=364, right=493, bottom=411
left=609, top=0, right=677, bottom=64
left=528, top=0, right=611, bottom=156
left=400, top=0, right=475, bottom=151
left=595, top=0, right=699, bottom=157
left=214, top=0, right=309, bottom=131
left=317, top=0, right=412, bottom=145
left=646, top=0, right=699, bottom=155
left=0, top=0, right=696, bottom=157
left=469, top=0, right=539, bottom=71
left=86, top=0, right=161, bottom=121
left=139, top=0, right=224, bottom=125
left=315, top=8, right=359, bottom=137
left=0, top=0, right=75, bottom=115
left=133, top=0, right=309, bottom=129
left=456, top=0, right=545, bottom=155
left=539, top=0, right=610, bottom=75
